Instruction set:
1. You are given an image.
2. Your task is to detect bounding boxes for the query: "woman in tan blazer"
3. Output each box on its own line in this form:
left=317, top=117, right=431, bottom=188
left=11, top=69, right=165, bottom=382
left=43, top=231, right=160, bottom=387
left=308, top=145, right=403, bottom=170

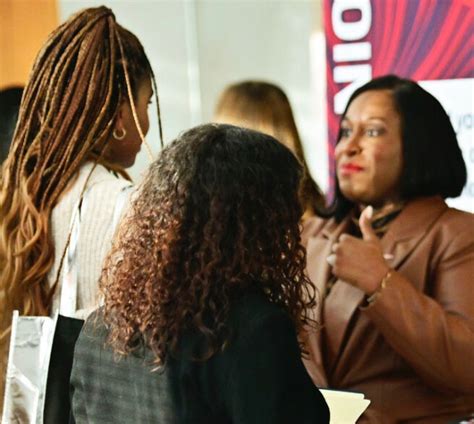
left=303, top=75, right=474, bottom=423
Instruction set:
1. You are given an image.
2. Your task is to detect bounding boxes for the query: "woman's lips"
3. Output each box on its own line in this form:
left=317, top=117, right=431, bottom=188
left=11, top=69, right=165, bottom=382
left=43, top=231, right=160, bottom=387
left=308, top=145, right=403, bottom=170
left=339, top=163, right=364, bottom=175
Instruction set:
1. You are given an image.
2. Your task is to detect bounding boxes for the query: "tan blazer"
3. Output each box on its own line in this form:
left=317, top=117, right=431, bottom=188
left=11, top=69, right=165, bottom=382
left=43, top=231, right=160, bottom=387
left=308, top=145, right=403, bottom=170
left=301, top=196, right=474, bottom=423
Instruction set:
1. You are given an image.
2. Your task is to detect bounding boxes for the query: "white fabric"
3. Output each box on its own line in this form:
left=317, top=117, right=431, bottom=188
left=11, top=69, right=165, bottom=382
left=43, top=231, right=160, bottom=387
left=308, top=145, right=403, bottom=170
left=48, top=162, right=133, bottom=319
left=1, top=311, right=57, bottom=424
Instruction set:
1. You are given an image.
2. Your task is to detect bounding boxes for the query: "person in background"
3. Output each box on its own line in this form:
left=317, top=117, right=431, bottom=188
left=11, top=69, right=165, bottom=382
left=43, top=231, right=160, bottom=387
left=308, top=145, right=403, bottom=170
left=0, top=86, right=23, bottom=164
left=302, top=75, right=474, bottom=423
left=0, top=6, right=159, bottom=404
left=70, top=124, right=330, bottom=424
left=214, top=80, right=325, bottom=218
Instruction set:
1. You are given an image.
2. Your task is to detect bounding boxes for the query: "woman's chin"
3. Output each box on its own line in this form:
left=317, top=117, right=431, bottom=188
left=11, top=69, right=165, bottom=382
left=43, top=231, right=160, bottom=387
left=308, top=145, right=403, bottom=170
left=122, top=156, right=137, bottom=169
left=341, top=188, right=372, bottom=206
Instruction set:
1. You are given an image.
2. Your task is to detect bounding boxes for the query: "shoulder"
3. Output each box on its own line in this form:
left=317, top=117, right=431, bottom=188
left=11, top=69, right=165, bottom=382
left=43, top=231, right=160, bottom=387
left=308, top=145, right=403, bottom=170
left=73, top=310, right=125, bottom=371
left=387, top=196, right=472, bottom=241
left=392, top=197, right=473, bottom=265
left=83, top=163, right=132, bottom=196
left=72, top=310, right=107, bottom=380
left=434, top=206, right=474, bottom=259
left=409, top=197, right=473, bottom=243
left=220, top=290, right=301, bottom=365
left=77, top=308, right=108, bottom=346
left=230, top=290, right=289, bottom=325
left=72, top=163, right=133, bottom=221
left=54, top=163, right=132, bottom=211
left=226, top=290, right=296, bottom=348
left=437, top=205, right=474, bottom=232
left=399, top=196, right=472, bottom=228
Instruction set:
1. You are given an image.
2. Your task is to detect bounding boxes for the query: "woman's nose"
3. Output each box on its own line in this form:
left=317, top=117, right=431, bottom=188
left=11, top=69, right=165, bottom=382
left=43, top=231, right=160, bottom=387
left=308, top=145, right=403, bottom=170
left=336, top=132, right=361, bottom=158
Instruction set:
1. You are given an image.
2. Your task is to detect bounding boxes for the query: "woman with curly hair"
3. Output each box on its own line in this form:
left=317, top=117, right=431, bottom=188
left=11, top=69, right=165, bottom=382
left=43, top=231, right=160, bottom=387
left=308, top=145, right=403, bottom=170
left=70, top=124, right=330, bottom=423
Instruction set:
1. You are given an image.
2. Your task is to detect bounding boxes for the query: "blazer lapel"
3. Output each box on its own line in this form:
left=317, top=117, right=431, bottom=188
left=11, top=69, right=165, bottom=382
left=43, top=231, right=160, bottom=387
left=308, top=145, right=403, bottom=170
left=324, top=280, right=365, bottom=364
left=381, top=197, right=447, bottom=275
left=305, top=215, right=353, bottom=322
left=303, top=215, right=352, bottom=384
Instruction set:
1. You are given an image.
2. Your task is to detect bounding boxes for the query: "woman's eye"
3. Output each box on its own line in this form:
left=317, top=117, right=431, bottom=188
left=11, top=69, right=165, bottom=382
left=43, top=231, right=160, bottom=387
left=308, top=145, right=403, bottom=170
left=366, top=128, right=383, bottom=137
left=340, top=127, right=352, bottom=138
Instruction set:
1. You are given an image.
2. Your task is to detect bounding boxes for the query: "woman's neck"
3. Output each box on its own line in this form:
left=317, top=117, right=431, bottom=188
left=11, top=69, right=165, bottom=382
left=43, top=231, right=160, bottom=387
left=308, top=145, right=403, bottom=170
left=357, top=199, right=405, bottom=216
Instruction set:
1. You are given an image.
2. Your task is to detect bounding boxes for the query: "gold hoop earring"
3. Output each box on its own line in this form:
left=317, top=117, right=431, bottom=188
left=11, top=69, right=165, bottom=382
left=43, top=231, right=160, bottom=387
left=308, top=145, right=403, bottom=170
left=113, top=128, right=126, bottom=140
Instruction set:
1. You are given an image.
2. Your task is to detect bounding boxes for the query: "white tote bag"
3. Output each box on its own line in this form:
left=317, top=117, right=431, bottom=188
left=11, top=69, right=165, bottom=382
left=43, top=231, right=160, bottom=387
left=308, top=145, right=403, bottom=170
left=2, top=312, right=58, bottom=423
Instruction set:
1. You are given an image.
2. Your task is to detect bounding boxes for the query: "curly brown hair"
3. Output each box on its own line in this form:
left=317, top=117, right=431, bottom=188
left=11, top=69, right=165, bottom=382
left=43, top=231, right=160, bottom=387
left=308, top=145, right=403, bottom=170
left=101, top=124, right=317, bottom=365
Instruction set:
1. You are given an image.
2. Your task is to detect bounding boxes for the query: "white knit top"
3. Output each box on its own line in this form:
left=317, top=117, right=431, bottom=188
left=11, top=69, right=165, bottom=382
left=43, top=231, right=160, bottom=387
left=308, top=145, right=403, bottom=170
left=48, top=162, right=133, bottom=319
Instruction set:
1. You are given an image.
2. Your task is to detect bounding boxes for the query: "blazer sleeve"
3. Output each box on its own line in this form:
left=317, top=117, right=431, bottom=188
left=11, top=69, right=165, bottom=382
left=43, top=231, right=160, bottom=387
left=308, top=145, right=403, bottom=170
left=224, top=311, right=330, bottom=424
left=363, top=228, right=474, bottom=394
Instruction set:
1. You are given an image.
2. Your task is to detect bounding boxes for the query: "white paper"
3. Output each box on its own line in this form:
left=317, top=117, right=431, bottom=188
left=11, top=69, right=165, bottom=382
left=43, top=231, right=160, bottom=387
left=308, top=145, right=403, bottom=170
left=320, top=389, right=371, bottom=424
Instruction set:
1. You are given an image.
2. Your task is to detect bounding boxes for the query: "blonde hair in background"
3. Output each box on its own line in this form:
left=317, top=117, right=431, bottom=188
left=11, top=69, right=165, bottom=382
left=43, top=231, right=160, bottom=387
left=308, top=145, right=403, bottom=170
left=214, top=80, right=325, bottom=215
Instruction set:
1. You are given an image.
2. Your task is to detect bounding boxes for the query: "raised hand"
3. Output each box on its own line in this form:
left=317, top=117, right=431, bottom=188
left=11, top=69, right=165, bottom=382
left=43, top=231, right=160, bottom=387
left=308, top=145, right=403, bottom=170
left=326, top=206, right=390, bottom=294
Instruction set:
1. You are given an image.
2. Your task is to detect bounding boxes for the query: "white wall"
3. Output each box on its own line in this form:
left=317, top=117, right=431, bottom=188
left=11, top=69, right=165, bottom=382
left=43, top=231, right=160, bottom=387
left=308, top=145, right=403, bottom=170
left=59, top=0, right=329, bottom=189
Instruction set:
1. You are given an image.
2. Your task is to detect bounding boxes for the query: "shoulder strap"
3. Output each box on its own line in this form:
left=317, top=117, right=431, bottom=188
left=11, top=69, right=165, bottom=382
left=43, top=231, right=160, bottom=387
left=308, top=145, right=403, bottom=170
left=111, top=185, right=133, bottom=230
left=59, top=184, right=96, bottom=317
left=59, top=183, right=133, bottom=317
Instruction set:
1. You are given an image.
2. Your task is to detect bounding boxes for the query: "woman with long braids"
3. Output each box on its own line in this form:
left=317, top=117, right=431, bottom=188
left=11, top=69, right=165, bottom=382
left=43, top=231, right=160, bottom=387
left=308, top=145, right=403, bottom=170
left=70, top=124, right=330, bottom=423
left=0, top=6, right=160, bottom=401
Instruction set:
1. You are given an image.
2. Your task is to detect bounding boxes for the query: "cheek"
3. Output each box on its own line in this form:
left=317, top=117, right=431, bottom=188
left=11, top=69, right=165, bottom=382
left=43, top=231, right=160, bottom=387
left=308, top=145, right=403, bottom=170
left=371, top=145, right=403, bottom=193
left=334, top=143, right=344, bottom=162
left=370, top=148, right=386, bottom=167
left=367, top=144, right=393, bottom=172
left=141, top=108, right=150, bottom=136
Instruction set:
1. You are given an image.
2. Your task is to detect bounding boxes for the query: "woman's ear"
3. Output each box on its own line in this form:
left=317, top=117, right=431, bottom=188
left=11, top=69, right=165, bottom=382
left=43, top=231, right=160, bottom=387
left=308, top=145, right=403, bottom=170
left=112, top=102, right=130, bottom=141
left=114, top=101, right=127, bottom=131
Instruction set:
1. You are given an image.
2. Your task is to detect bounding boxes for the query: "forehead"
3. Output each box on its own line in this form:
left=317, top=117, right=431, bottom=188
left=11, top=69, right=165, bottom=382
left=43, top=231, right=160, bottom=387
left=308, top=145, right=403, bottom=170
left=344, top=90, right=399, bottom=121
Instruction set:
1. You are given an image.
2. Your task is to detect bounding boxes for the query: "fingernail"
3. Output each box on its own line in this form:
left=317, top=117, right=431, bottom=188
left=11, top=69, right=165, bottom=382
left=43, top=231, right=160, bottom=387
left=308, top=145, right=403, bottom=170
left=365, top=206, right=373, bottom=219
left=383, top=253, right=394, bottom=260
left=326, top=254, right=336, bottom=266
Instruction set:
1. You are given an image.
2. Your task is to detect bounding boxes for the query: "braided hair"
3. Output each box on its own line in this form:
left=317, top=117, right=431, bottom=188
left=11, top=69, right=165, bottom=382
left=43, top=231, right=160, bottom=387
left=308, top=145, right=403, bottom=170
left=0, top=6, right=159, bottom=327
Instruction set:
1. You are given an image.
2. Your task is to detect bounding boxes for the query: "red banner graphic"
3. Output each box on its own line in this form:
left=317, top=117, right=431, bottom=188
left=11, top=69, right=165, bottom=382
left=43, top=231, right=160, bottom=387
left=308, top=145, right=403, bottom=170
left=324, top=0, right=474, bottom=195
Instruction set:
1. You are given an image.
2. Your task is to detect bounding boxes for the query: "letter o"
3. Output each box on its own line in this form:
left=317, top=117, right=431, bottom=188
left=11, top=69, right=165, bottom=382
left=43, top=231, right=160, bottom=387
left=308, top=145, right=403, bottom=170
left=332, top=0, right=372, bottom=41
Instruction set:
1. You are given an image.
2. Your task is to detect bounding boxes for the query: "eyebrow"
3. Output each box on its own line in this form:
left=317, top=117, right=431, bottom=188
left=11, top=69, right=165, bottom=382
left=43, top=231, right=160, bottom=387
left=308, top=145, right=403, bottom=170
left=342, top=116, right=388, bottom=123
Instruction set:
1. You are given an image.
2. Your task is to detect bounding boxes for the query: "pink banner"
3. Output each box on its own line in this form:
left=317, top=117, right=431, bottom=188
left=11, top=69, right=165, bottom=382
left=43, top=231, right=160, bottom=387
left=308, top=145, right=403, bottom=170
left=324, top=0, right=474, bottom=199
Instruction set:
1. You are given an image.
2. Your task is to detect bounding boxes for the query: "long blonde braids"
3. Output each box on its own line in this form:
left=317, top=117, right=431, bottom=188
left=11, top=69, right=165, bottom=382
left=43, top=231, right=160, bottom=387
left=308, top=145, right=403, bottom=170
left=0, top=6, right=158, bottom=335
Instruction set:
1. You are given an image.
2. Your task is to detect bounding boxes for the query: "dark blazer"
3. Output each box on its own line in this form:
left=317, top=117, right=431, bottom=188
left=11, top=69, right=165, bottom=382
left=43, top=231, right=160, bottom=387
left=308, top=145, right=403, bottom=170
left=301, top=196, right=474, bottom=423
left=70, top=289, right=330, bottom=423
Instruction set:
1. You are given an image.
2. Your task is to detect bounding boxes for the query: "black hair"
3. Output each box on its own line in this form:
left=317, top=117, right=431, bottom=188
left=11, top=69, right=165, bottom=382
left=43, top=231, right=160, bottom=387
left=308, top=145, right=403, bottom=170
left=323, top=75, right=467, bottom=221
left=0, top=86, right=23, bottom=163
